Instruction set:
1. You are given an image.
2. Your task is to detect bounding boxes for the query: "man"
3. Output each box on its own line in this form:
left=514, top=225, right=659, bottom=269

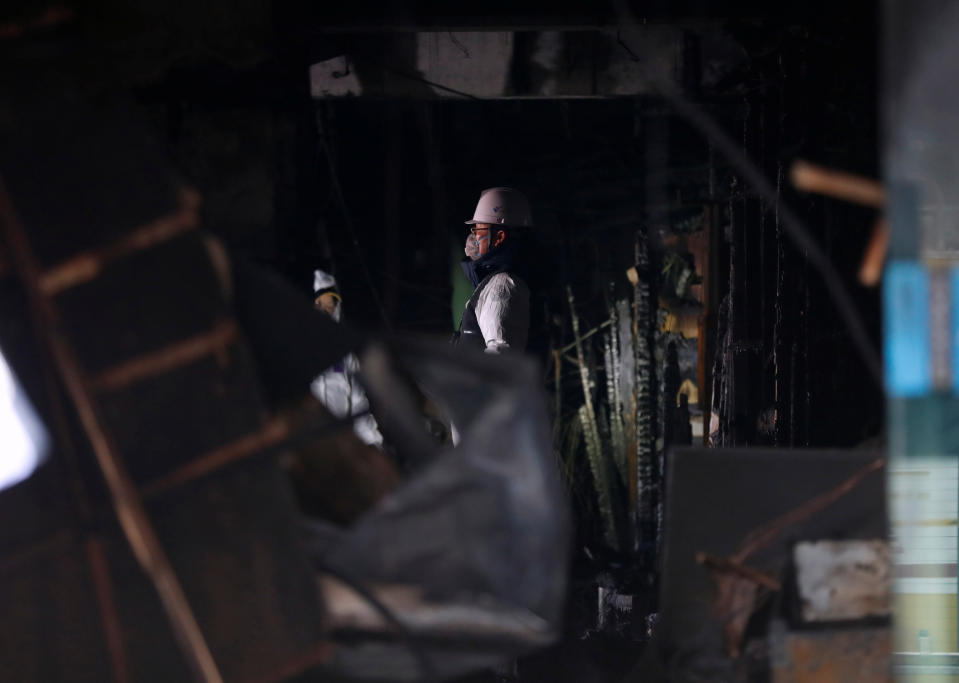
left=455, top=187, right=534, bottom=354
left=310, top=269, right=384, bottom=447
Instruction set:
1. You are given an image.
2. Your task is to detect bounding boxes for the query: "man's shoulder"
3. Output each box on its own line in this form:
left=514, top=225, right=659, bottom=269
left=485, top=271, right=529, bottom=290
left=476, top=271, right=530, bottom=306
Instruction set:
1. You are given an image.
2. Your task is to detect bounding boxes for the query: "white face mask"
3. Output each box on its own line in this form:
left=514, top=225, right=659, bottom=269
left=465, top=233, right=488, bottom=260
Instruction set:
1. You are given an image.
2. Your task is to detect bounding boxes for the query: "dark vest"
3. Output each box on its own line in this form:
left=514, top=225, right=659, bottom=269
left=452, top=271, right=502, bottom=351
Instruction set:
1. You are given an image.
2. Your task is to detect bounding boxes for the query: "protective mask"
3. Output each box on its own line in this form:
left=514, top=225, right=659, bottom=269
left=465, top=233, right=488, bottom=261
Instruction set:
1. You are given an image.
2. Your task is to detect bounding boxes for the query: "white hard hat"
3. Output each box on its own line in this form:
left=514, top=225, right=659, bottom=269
left=313, top=269, right=338, bottom=294
left=464, top=187, right=533, bottom=227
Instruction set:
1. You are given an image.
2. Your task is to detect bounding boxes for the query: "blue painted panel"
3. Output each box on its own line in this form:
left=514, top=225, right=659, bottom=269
left=951, top=268, right=959, bottom=394
left=885, top=261, right=932, bottom=397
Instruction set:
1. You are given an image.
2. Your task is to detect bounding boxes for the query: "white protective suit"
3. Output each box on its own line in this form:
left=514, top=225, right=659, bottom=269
left=310, top=353, right=383, bottom=447
left=311, top=270, right=383, bottom=447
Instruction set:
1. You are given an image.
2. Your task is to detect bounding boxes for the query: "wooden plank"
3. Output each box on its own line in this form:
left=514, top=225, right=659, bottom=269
left=90, top=321, right=237, bottom=393
left=141, top=417, right=291, bottom=498
left=39, top=188, right=200, bottom=295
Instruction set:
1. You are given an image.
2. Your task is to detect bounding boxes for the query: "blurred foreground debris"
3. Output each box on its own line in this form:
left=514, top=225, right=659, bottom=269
left=0, top=91, right=567, bottom=683
left=304, top=338, right=570, bottom=681
left=696, top=457, right=884, bottom=658
left=793, top=540, right=890, bottom=623
left=629, top=449, right=888, bottom=682
left=790, top=160, right=888, bottom=287
left=769, top=623, right=892, bottom=683
left=0, top=94, right=346, bottom=682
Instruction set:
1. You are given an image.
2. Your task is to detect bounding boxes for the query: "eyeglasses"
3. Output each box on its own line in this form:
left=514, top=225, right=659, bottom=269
left=469, top=226, right=490, bottom=235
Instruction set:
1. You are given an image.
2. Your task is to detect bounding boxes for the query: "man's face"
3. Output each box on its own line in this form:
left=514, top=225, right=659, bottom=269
left=471, top=223, right=505, bottom=257
left=314, top=292, right=339, bottom=317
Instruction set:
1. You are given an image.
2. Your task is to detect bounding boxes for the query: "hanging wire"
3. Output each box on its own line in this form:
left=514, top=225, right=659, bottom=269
left=316, top=105, right=392, bottom=331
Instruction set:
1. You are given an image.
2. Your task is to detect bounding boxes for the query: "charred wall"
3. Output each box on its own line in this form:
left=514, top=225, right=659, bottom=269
left=709, top=16, right=882, bottom=449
